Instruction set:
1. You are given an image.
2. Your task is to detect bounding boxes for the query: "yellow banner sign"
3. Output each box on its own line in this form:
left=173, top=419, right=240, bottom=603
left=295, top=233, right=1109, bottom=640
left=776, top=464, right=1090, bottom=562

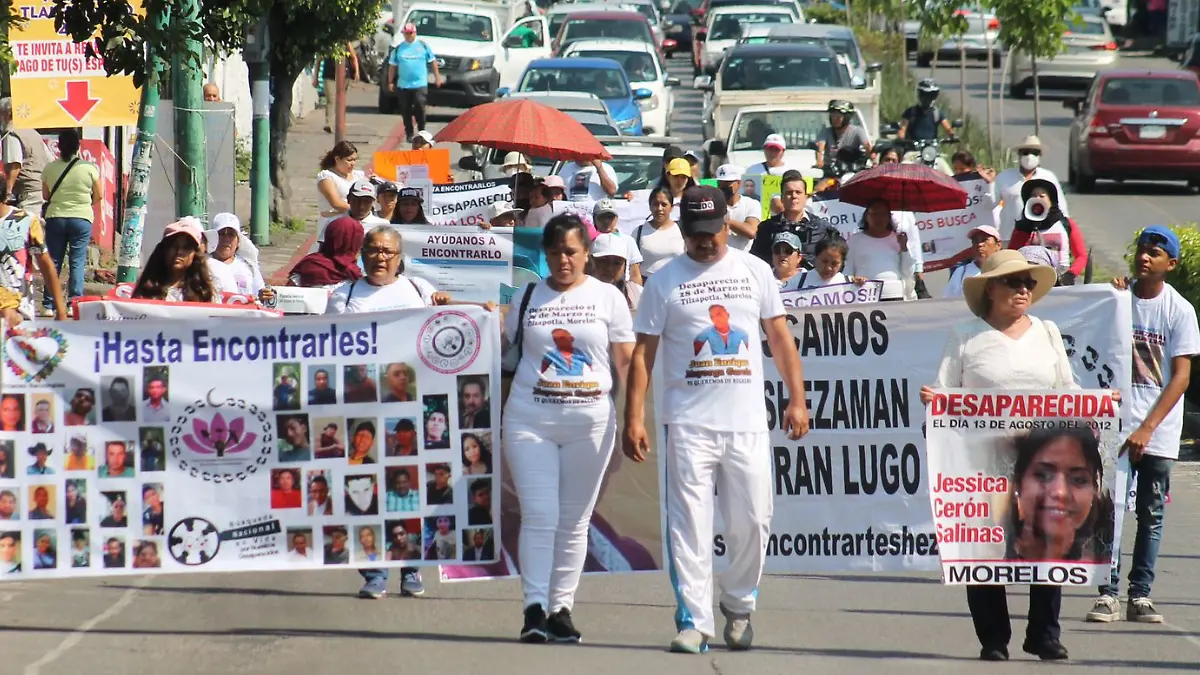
left=8, top=0, right=140, bottom=128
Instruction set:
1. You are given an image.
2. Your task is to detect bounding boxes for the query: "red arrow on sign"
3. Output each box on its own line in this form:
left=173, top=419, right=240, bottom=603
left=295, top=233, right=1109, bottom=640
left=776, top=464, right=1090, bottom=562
left=58, top=81, right=101, bottom=123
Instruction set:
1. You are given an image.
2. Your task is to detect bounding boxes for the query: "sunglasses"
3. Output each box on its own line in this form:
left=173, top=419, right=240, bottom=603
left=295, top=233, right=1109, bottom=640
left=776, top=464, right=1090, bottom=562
left=1000, top=275, right=1038, bottom=291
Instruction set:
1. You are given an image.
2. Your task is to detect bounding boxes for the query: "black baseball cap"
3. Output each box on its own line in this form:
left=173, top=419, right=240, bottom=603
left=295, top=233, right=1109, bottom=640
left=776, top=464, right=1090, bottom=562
left=679, top=185, right=728, bottom=236
left=662, top=145, right=684, bottom=162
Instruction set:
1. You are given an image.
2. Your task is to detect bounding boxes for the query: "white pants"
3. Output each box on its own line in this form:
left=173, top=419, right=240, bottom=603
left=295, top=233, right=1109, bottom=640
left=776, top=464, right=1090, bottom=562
left=505, top=413, right=616, bottom=612
left=665, top=424, right=773, bottom=638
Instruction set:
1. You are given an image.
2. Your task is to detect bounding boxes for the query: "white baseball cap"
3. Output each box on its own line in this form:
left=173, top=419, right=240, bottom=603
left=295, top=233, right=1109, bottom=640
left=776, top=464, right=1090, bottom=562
left=413, top=130, right=435, bottom=146
left=715, top=164, right=744, bottom=182
left=763, top=134, right=786, bottom=150
left=591, top=233, right=628, bottom=260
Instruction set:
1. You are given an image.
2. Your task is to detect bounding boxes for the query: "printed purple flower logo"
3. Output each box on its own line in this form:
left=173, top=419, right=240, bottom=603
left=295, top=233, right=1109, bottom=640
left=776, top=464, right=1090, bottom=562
left=182, top=413, right=257, bottom=458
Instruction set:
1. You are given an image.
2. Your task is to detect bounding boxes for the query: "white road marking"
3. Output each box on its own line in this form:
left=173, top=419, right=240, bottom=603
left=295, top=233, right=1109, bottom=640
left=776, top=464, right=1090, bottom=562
left=22, top=576, right=153, bottom=675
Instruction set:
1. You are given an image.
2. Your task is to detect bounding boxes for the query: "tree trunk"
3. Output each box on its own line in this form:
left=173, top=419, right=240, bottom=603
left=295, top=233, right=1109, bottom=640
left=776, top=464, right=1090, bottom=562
left=1031, top=56, right=1042, bottom=136
left=931, top=48, right=938, bottom=76
left=269, top=62, right=303, bottom=225
left=897, top=0, right=906, bottom=84
left=959, top=41, right=966, bottom=127
left=985, top=34, right=994, bottom=161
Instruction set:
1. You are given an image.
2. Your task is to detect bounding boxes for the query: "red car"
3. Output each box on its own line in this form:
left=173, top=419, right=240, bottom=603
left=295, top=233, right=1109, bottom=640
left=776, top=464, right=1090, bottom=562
left=1066, top=69, right=1200, bottom=193
left=550, top=10, right=659, bottom=57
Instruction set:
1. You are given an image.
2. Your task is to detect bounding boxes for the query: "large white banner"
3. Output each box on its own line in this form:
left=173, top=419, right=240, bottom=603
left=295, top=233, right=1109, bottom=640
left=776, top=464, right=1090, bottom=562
left=927, top=388, right=1121, bottom=586
left=428, top=179, right=512, bottom=227
left=399, top=226, right=514, bottom=304
left=0, top=307, right=501, bottom=579
left=655, top=285, right=1131, bottom=573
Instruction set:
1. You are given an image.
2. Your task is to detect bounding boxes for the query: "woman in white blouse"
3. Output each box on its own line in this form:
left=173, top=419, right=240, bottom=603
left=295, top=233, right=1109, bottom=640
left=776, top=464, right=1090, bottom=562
left=844, top=200, right=915, bottom=301
left=631, top=186, right=684, bottom=283
left=205, top=213, right=273, bottom=304
left=918, top=249, right=1079, bottom=663
left=315, top=141, right=364, bottom=242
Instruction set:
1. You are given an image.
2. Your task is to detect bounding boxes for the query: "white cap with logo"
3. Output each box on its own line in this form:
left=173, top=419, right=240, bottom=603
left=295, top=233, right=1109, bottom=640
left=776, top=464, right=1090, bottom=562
left=715, top=164, right=744, bottom=182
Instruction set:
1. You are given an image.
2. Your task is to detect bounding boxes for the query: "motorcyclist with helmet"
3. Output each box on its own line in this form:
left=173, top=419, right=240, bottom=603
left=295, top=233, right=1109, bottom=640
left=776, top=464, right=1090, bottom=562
left=815, top=100, right=873, bottom=173
left=898, top=79, right=956, bottom=142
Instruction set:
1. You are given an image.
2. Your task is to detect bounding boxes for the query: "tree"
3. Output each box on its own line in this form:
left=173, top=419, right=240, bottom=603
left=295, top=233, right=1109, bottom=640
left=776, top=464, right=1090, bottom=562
left=0, top=2, right=29, bottom=73
left=988, top=0, right=1077, bottom=134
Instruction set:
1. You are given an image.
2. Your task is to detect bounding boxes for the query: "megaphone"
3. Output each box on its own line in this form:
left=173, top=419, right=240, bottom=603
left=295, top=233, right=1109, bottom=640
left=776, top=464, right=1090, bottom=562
left=1023, top=195, right=1051, bottom=222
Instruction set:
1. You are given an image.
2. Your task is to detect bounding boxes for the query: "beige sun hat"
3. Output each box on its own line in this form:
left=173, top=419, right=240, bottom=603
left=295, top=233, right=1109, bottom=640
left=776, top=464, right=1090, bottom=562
left=962, top=249, right=1057, bottom=318
left=1012, top=135, right=1043, bottom=153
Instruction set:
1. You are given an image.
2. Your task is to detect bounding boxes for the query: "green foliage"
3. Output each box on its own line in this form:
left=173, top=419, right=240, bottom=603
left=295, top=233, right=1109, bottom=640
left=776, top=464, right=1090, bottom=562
left=916, top=0, right=969, bottom=50
left=270, top=216, right=307, bottom=232
left=1125, top=224, right=1200, bottom=303
left=0, top=4, right=29, bottom=71
left=804, top=2, right=848, bottom=25
left=234, top=135, right=251, bottom=183
left=988, top=0, right=1077, bottom=61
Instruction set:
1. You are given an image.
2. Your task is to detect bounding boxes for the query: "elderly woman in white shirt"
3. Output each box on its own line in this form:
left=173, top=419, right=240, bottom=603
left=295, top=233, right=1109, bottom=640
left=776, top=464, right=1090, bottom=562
left=205, top=213, right=274, bottom=304
left=844, top=199, right=915, bottom=301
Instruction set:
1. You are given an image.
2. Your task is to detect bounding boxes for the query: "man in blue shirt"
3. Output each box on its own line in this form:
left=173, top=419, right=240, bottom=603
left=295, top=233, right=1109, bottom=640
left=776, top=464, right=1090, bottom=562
left=387, top=22, right=442, bottom=143
left=693, top=305, right=750, bottom=356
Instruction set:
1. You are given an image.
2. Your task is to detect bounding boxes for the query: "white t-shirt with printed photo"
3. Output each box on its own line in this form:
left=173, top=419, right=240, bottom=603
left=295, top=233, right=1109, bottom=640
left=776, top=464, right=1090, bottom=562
left=504, top=276, right=634, bottom=425
left=634, top=248, right=784, bottom=432
left=325, top=276, right=437, bottom=315
left=1130, top=284, right=1200, bottom=460
left=560, top=162, right=619, bottom=202
left=726, top=195, right=763, bottom=251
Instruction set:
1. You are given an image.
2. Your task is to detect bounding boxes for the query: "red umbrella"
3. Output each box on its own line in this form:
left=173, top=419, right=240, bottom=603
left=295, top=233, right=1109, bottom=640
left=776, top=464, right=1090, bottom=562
left=433, top=98, right=612, bottom=162
left=837, top=163, right=968, bottom=213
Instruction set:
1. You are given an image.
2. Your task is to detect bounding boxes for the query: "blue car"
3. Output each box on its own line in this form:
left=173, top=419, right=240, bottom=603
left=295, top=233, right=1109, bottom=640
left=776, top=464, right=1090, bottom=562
left=498, top=57, right=653, bottom=136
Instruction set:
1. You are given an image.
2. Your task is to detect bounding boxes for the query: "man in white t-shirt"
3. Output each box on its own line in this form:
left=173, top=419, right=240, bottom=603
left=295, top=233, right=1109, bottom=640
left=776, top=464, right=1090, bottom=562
left=559, top=158, right=618, bottom=202
left=348, top=180, right=392, bottom=232
left=623, top=185, right=810, bottom=655
left=943, top=225, right=1001, bottom=298
left=715, top=165, right=761, bottom=252
left=593, top=199, right=643, bottom=283
left=744, top=134, right=802, bottom=177
left=991, top=136, right=1069, bottom=242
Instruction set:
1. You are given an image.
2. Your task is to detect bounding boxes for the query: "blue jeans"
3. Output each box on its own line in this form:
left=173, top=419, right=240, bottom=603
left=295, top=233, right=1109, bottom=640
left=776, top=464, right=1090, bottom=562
left=360, top=566, right=416, bottom=582
left=1100, top=455, right=1173, bottom=599
left=43, top=217, right=93, bottom=308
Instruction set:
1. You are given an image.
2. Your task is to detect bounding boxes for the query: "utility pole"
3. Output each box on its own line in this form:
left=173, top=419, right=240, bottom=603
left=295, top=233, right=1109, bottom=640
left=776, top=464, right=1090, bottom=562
left=172, top=0, right=208, bottom=221
left=116, top=9, right=167, bottom=283
left=334, top=53, right=347, bottom=144
left=246, top=18, right=272, bottom=246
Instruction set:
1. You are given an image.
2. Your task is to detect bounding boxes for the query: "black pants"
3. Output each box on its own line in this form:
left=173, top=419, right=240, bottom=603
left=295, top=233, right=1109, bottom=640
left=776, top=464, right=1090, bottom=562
left=398, top=87, right=428, bottom=136
left=966, top=585, right=1062, bottom=649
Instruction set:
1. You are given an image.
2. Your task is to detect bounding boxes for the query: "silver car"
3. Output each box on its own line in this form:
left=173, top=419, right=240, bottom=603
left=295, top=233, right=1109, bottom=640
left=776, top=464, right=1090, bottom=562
left=905, top=2, right=1002, bottom=67
left=1008, top=16, right=1118, bottom=98
left=737, top=23, right=878, bottom=84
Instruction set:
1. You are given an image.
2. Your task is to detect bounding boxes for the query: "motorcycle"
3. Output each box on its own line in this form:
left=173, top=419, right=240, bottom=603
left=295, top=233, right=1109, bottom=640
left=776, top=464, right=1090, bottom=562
left=902, top=137, right=957, bottom=176
left=814, top=146, right=871, bottom=193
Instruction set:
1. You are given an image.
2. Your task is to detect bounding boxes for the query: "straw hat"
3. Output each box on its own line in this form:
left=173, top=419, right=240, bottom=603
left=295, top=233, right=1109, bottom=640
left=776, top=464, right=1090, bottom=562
left=962, top=249, right=1057, bottom=318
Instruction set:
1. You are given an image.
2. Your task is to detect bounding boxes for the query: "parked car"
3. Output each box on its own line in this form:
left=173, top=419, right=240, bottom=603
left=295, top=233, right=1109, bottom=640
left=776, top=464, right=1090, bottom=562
left=697, top=5, right=796, bottom=75
left=735, top=23, right=879, bottom=85
left=1008, top=16, right=1118, bottom=99
left=562, top=39, right=682, bottom=135
left=551, top=10, right=658, bottom=56
left=661, top=0, right=699, bottom=58
left=500, top=57, right=653, bottom=134
left=1065, top=69, right=1200, bottom=192
left=499, top=2, right=636, bottom=90
left=557, top=0, right=666, bottom=45
left=906, top=3, right=1002, bottom=68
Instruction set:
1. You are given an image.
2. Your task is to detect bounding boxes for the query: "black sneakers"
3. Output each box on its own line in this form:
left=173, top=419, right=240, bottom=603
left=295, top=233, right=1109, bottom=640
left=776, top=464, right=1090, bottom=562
left=547, top=608, right=582, bottom=643
left=520, top=604, right=549, bottom=643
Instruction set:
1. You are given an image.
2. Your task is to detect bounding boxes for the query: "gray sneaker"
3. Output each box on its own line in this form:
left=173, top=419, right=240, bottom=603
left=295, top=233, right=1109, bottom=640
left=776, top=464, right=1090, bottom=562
left=1128, top=597, right=1164, bottom=623
left=668, top=628, right=708, bottom=654
left=720, top=604, right=754, bottom=650
left=1085, top=596, right=1120, bottom=622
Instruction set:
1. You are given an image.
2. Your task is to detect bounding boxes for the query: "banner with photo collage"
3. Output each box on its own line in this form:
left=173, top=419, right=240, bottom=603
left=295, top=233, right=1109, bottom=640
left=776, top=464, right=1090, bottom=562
left=0, top=306, right=501, bottom=579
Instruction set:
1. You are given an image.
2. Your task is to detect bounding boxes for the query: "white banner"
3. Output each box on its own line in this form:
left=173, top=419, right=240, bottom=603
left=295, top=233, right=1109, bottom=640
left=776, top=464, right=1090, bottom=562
left=399, top=226, right=514, bottom=304
left=428, top=179, right=512, bottom=228
left=75, top=299, right=282, bottom=321
left=0, top=307, right=501, bottom=579
left=780, top=280, right=884, bottom=309
left=806, top=173, right=997, bottom=271
left=654, top=285, right=1131, bottom=573
left=927, top=389, right=1122, bottom=585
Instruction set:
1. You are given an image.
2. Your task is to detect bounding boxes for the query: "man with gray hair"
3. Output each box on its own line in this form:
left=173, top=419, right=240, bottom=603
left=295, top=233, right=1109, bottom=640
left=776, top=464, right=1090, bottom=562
left=0, top=98, right=50, bottom=214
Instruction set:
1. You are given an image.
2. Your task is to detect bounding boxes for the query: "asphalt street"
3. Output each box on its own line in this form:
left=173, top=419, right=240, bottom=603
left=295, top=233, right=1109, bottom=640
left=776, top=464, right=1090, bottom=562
left=4, top=53, right=1200, bottom=675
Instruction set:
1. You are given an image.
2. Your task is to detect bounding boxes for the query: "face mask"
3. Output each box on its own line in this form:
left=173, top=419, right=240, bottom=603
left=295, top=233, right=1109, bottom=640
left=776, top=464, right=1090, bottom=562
left=1019, top=153, right=1040, bottom=171
left=503, top=167, right=519, bottom=177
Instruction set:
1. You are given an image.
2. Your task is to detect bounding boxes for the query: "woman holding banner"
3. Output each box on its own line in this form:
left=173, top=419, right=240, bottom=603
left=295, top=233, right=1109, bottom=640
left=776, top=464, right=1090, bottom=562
left=131, top=218, right=216, bottom=303
left=844, top=200, right=915, bottom=302
left=503, top=214, right=634, bottom=644
left=918, top=249, right=1074, bottom=662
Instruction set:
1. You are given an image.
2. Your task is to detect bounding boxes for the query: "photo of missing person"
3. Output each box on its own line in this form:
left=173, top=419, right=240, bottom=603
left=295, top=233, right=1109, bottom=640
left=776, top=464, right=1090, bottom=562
left=100, top=376, right=136, bottom=422
left=26, top=442, right=53, bottom=475
left=276, top=413, right=313, bottom=463
left=308, top=365, right=338, bottom=406
left=426, top=462, right=453, bottom=505
left=100, top=491, right=128, bottom=527
left=30, top=394, right=54, bottom=433
left=385, top=466, right=420, bottom=513
left=272, top=362, right=302, bottom=411
left=132, top=539, right=162, bottom=569
left=0, top=393, right=25, bottom=431
left=271, top=468, right=302, bottom=509
left=142, top=483, right=164, bottom=535
left=0, top=489, right=17, bottom=521
left=142, top=366, right=171, bottom=424
left=323, top=525, right=350, bottom=565
left=307, top=471, right=334, bottom=516
left=381, top=362, right=417, bottom=402
left=462, top=527, right=495, bottom=562
left=422, top=395, right=450, bottom=450
left=1003, top=425, right=1115, bottom=564
left=344, top=473, right=379, bottom=516
left=355, top=524, right=384, bottom=563
left=343, top=364, right=378, bottom=404
left=457, top=374, right=491, bottom=429
left=65, top=387, right=96, bottom=426
left=140, top=427, right=165, bottom=472
left=423, top=515, right=457, bottom=561
left=461, top=432, right=493, bottom=475
left=32, top=529, right=56, bottom=569
left=287, top=528, right=313, bottom=562
left=65, top=434, right=94, bottom=471
left=65, top=479, right=87, bottom=524
left=385, top=518, right=422, bottom=561
left=468, top=478, right=493, bottom=526
left=312, top=417, right=346, bottom=459
left=102, top=536, right=125, bottom=568
left=0, top=531, right=20, bottom=574
left=71, top=529, right=89, bottom=568
left=346, top=418, right=378, bottom=465
left=386, top=417, right=419, bottom=457
left=99, top=440, right=135, bottom=478
left=0, top=440, right=13, bottom=478
left=28, top=484, right=54, bottom=520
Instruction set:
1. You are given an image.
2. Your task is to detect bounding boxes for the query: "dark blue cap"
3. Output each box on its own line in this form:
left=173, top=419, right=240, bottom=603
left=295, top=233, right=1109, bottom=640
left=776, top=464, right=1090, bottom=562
left=1138, top=225, right=1180, bottom=260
